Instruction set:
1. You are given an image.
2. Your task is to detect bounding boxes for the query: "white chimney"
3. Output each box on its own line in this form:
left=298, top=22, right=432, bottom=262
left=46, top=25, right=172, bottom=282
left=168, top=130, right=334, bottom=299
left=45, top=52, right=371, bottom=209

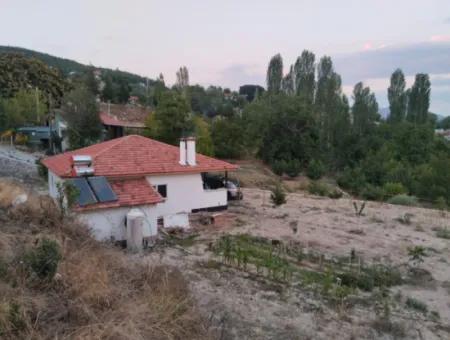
left=179, top=138, right=187, bottom=165
left=186, top=136, right=196, bottom=166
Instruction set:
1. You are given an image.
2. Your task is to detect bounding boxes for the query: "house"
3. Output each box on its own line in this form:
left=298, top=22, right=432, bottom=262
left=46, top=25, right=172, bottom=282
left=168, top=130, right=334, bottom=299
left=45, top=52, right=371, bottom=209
left=41, top=135, right=238, bottom=242
left=99, top=102, right=151, bottom=139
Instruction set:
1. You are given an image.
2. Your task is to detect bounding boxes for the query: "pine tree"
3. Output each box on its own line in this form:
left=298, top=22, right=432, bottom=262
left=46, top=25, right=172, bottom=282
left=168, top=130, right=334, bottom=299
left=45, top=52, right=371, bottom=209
left=101, top=75, right=114, bottom=102
left=387, top=69, right=407, bottom=123
left=294, top=50, right=315, bottom=105
left=266, top=54, right=283, bottom=94
left=407, top=73, right=431, bottom=124
left=352, top=82, right=379, bottom=136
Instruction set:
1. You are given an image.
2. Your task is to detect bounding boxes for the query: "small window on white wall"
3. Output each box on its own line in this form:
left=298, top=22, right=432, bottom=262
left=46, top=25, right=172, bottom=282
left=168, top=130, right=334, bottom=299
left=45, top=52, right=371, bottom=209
left=154, top=184, right=167, bottom=198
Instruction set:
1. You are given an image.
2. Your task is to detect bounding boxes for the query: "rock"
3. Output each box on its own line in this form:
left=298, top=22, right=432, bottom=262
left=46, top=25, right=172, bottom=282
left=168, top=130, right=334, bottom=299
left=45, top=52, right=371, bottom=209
left=12, top=193, right=28, bottom=206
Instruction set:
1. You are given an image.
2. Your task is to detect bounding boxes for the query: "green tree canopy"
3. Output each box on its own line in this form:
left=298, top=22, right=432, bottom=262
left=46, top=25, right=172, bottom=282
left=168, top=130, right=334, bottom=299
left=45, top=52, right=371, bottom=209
left=387, top=69, right=407, bottom=123
left=407, top=73, right=431, bottom=124
left=266, top=54, right=283, bottom=94
left=352, top=82, right=379, bottom=136
left=294, top=50, right=316, bottom=105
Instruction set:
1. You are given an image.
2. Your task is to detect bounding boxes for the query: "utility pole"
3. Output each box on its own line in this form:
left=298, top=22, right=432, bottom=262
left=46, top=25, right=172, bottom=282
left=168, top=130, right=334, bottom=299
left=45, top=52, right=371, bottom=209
left=35, top=87, right=40, bottom=123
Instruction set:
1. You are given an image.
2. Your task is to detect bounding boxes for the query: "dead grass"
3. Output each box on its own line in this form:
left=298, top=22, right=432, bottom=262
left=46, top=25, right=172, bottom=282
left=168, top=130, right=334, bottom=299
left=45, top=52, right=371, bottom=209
left=0, top=179, right=212, bottom=340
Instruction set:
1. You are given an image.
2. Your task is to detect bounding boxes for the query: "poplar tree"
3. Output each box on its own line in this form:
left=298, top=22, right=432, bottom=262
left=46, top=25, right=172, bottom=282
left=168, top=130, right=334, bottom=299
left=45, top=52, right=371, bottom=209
left=407, top=73, right=431, bottom=124
left=176, top=66, right=189, bottom=88
left=352, top=82, right=379, bottom=136
left=266, top=54, right=283, bottom=94
left=294, top=50, right=315, bottom=105
left=387, top=69, right=407, bottom=123
left=281, top=65, right=294, bottom=95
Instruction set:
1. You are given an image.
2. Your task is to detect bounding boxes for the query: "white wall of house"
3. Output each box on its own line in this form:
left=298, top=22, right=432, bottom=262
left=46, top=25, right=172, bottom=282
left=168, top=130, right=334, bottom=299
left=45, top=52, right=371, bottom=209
left=48, top=170, right=63, bottom=199
left=78, top=205, right=158, bottom=241
left=146, top=173, right=227, bottom=228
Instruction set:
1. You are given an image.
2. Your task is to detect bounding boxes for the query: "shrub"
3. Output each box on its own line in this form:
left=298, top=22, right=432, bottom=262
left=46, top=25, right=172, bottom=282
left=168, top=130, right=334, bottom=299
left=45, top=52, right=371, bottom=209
left=24, top=238, right=62, bottom=280
left=285, top=159, right=301, bottom=177
left=435, top=196, right=447, bottom=211
left=308, top=181, right=329, bottom=197
left=337, top=167, right=366, bottom=194
left=271, top=160, right=287, bottom=176
left=387, top=194, right=418, bottom=206
left=306, top=159, right=325, bottom=180
left=328, top=188, right=343, bottom=199
left=436, top=227, right=450, bottom=239
left=361, top=184, right=385, bottom=201
left=405, top=297, right=428, bottom=314
left=270, top=184, right=286, bottom=206
left=383, top=182, right=406, bottom=198
left=36, top=158, right=48, bottom=180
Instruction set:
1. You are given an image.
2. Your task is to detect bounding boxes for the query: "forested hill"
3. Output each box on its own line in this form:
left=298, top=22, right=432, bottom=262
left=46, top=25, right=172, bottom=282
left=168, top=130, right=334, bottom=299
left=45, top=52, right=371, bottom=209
left=0, top=45, right=147, bottom=84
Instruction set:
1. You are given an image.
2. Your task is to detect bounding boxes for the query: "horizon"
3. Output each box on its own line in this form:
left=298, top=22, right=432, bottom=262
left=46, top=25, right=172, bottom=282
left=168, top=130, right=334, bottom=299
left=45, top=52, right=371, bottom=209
left=1, top=0, right=449, bottom=115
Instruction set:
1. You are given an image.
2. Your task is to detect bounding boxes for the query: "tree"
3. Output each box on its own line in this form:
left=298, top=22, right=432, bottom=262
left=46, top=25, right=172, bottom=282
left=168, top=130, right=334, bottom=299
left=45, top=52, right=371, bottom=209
left=0, top=89, right=47, bottom=130
left=294, top=50, right=315, bottom=105
left=266, top=54, right=283, bottom=94
left=281, top=65, right=295, bottom=95
left=83, top=69, right=99, bottom=96
left=0, top=53, right=67, bottom=106
left=176, top=66, right=189, bottom=88
left=193, top=115, right=214, bottom=156
left=145, top=92, right=192, bottom=145
left=211, top=116, right=245, bottom=158
left=387, top=69, right=407, bottom=123
left=62, top=85, right=101, bottom=149
left=116, top=79, right=131, bottom=103
left=407, top=73, right=431, bottom=124
left=352, top=82, right=379, bottom=136
left=239, top=84, right=265, bottom=102
left=101, top=75, right=114, bottom=102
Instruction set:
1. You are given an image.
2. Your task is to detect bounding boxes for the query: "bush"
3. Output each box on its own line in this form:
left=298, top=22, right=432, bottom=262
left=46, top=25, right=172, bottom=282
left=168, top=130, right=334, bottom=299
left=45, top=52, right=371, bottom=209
left=383, top=182, right=406, bottom=198
left=328, top=188, right=343, bottom=199
left=306, top=159, right=325, bottom=180
left=387, top=194, right=418, bottom=207
left=271, top=160, right=287, bottom=176
left=361, top=184, right=385, bottom=201
left=337, top=167, right=366, bottom=194
left=308, top=181, right=329, bottom=197
left=285, top=159, right=301, bottom=178
left=270, top=184, right=286, bottom=206
left=405, top=297, right=428, bottom=314
left=25, top=238, right=62, bottom=280
left=36, top=158, right=48, bottom=180
left=436, top=227, right=450, bottom=239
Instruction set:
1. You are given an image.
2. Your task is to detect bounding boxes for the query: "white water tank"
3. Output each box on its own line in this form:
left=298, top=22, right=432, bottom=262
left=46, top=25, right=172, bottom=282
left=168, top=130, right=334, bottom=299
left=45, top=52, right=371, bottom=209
left=126, top=209, right=144, bottom=252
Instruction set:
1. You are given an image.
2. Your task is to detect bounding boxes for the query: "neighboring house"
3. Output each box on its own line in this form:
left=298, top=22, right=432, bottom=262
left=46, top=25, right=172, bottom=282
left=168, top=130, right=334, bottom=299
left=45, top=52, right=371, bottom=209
left=435, top=129, right=450, bottom=142
left=17, top=126, right=54, bottom=148
left=41, top=135, right=237, bottom=242
left=99, top=102, right=151, bottom=139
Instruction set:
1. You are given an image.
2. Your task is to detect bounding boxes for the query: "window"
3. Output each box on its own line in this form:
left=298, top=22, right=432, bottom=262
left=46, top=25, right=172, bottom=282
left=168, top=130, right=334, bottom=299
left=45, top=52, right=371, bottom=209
left=156, top=184, right=167, bottom=198
left=157, top=217, right=164, bottom=228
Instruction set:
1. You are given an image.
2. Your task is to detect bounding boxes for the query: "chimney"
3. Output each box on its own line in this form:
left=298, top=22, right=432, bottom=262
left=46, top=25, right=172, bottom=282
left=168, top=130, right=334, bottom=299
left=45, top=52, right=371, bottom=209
left=71, top=155, right=94, bottom=176
left=179, top=138, right=187, bottom=165
left=186, top=136, right=196, bottom=166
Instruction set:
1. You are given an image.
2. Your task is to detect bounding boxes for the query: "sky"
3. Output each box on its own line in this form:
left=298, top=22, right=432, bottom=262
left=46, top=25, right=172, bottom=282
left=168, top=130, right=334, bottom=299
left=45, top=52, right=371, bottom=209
left=0, top=0, right=449, bottom=115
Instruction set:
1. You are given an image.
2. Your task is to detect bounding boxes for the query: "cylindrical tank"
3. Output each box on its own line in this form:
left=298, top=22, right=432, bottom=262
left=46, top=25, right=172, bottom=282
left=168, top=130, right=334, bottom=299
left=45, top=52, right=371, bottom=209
left=126, top=209, right=144, bottom=252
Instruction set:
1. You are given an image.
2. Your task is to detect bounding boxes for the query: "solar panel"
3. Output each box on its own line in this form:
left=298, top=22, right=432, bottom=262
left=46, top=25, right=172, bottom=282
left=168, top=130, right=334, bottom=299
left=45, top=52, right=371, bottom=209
left=69, top=178, right=98, bottom=206
left=87, top=176, right=117, bottom=203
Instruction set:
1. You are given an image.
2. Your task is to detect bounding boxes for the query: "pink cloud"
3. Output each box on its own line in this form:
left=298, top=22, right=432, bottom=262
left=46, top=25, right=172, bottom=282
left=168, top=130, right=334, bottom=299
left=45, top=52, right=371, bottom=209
left=363, top=42, right=373, bottom=50
left=430, top=35, right=450, bottom=42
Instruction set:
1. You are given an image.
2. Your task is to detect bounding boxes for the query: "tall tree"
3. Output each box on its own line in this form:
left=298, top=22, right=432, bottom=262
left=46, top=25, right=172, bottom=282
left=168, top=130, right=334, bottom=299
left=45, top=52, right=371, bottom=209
left=407, top=73, right=431, bottom=124
left=352, top=82, right=379, bottom=136
left=266, top=54, right=283, bottom=94
left=387, top=69, right=407, bottom=123
left=176, top=66, right=189, bottom=88
left=294, top=50, right=316, bottom=105
left=315, top=56, right=346, bottom=152
left=145, top=92, right=193, bottom=145
left=83, top=70, right=99, bottom=96
left=62, top=86, right=101, bottom=149
left=101, top=75, right=114, bottom=102
left=281, top=65, right=295, bottom=95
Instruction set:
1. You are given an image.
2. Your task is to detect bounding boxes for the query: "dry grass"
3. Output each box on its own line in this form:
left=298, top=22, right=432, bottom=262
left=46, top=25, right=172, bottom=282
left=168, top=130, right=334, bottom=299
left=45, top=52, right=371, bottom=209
left=0, top=179, right=212, bottom=340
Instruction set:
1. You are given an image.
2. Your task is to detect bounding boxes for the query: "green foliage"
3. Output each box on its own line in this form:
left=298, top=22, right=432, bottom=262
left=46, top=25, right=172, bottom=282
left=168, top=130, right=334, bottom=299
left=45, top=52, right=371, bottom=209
left=62, top=85, right=101, bottom=149
left=407, top=73, right=431, bottom=125
left=294, top=50, right=315, bottom=105
left=193, top=116, right=214, bottom=156
left=36, top=158, right=48, bottom=181
left=408, top=246, right=426, bottom=266
left=211, top=116, right=245, bottom=159
left=387, top=69, right=407, bottom=123
left=352, top=82, right=379, bottom=136
left=306, top=159, right=325, bottom=180
left=436, top=227, right=450, bottom=239
left=339, top=265, right=402, bottom=291
left=270, top=184, right=286, bottom=206
left=285, top=159, right=301, bottom=177
left=266, top=54, right=283, bottom=94
left=382, top=182, right=406, bottom=198
left=24, top=238, right=62, bottom=280
left=271, top=159, right=287, bottom=176
left=308, top=181, right=330, bottom=197
left=405, top=297, right=428, bottom=314
left=387, top=194, right=418, bottom=206
left=337, top=167, right=366, bottom=194
left=145, top=92, right=193, bottom=145
left=361, top=184, right=385, bottom=201
left=56, top=181, right=79, bottom=218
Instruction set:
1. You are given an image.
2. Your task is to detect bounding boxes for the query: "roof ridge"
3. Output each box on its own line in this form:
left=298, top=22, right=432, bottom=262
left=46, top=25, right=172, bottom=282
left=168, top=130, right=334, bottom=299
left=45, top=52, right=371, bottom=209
left=92, top=135, right=132, bottom=160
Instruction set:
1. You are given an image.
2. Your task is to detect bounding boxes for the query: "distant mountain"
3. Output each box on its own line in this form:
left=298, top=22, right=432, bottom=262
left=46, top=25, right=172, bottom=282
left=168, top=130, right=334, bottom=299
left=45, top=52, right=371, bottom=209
left=0, top=45, right=149, bottom=85
left=379, top=107, right=444, bottom=122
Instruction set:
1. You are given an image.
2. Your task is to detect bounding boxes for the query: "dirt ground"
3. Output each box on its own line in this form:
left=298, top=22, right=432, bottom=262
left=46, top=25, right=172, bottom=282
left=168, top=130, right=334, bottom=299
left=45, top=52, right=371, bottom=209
left=145, top=188, right=450, bottom=340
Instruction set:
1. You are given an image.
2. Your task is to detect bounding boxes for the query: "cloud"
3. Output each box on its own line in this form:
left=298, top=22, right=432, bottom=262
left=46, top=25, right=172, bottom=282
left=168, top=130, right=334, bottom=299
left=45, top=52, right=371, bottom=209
left=444, top=17, right=450, bottom=24
left=430, top=35, right=450, bottom=42
left=217, top=63, right=265, bottom=89
left=334, top=41, right=450, bottom=85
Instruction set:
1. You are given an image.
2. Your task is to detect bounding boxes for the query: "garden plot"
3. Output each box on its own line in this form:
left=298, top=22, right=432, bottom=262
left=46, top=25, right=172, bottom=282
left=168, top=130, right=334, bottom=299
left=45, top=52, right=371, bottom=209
left=145, top=188, right=450, bottom=340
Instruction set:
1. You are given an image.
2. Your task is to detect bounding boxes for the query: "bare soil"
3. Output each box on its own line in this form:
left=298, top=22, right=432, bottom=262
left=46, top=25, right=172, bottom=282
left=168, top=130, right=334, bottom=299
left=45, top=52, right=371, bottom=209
left=146, top=188, right=450, bottom=340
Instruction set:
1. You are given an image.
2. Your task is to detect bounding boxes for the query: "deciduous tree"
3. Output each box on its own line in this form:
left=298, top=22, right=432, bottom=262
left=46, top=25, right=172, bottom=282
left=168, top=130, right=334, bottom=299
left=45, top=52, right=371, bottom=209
left=266, top=54, right=283, bottom=94
left=387, top=69, right=407, bottom=123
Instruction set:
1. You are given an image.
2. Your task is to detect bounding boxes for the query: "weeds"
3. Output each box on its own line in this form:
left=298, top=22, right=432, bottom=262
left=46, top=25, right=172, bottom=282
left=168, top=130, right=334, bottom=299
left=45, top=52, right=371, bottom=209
left=24, top=238, right=62, bottom=281
left=436, top=227, right=450, bottom=239
left=353, top=201, right=366, bottom=216
left=405, top=297, right=428, bottom=314
left=408, top=246, right=426, bottom=267
left=270, top=184, right=286, bottom=206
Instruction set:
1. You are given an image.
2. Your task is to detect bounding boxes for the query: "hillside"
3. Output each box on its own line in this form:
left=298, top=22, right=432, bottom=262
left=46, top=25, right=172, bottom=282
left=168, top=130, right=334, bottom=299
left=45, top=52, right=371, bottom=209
left=0, top=45, right=149, bottom=84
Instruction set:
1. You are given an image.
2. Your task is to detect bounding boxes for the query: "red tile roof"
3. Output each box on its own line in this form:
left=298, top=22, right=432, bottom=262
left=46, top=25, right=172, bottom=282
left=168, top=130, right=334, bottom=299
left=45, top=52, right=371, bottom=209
left=99, top=112, right=145, bottom=128
left=42, top=135, right=238, bottom=178
left=99, top=103, right=150, bottom=128
left=74, top=177, right=163, bottom=212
